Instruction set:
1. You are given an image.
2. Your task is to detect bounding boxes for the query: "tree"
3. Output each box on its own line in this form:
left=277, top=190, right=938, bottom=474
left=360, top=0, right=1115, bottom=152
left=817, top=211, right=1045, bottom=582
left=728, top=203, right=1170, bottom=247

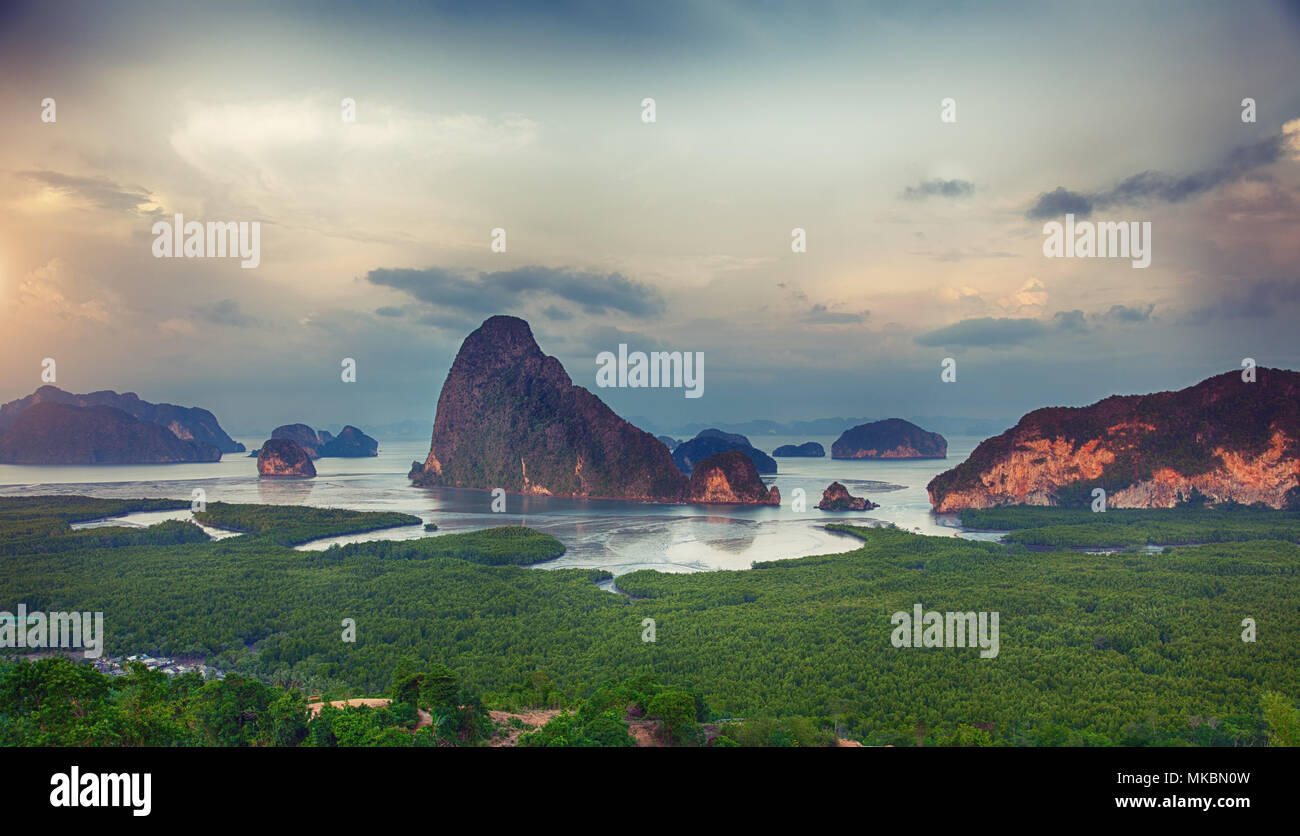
left=269, top=690, right=308, bottom=746
left=646, top=691, right=699, bottom=745
left=1260, top=691, right=1298, bottom=747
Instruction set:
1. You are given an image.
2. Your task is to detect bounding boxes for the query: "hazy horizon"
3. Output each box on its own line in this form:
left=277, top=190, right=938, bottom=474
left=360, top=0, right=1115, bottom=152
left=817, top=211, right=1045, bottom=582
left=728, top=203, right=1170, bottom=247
left=3, top=0, right=1299, bottom=433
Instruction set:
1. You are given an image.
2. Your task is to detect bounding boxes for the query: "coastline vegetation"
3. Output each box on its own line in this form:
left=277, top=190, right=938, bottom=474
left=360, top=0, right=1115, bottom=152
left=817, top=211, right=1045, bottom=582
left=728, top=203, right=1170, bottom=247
left=2, top=497, right=1297, bottom=746
left=959, top=505, right=1300, bottom=548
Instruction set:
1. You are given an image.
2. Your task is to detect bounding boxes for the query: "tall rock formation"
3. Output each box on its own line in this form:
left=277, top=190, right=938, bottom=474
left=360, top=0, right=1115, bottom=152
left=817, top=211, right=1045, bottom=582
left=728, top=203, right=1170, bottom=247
left=271, top=424, right=323, bottom=458
left=685, top=451, right=780, bottom=505
left=928, top=368, right=1300, bottom=511
left=409, top=316, right=690, bottom=501
left=673, top=429, right=778, bottom=474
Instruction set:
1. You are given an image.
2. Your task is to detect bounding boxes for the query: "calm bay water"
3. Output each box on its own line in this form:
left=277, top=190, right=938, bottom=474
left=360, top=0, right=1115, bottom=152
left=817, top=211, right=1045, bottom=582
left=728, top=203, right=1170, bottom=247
left=0, top=434, right=992, bottom=576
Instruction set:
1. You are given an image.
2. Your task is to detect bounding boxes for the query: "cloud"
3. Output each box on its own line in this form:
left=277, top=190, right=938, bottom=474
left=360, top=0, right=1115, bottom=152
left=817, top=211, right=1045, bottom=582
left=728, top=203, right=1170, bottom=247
left=903, top=178, right=974, bottom=200
left=997, top=277, right=1047, bottom=312
left=374, top=306, right=405, bottom=317
left=157, top=317, right=196, bottom=336
left=940, top=286, right=984, bottom=306
left=914, top=317, right=1047, bottom=347
left=1026, top=132, right=1289, bottom=219
left=542, top=305, right=574, bottom=321
left=1053, top=310, right=1087, bottom=332
left=365, top=265, right=666, bottom=319
left=1101, top=303, right=1154, bottom=323
left=14, top=259, right=116, bottom=324
left=564, top=324, right=672, bottom=357
left=923, top=247, right=1018, bottom=262
left=1182, top=277, right=1300, bottom=324
left=16, top=170, right=158, bottom=215
left=1026, top=186, right=1093, bottom=220
left=169, top=99, right=539, bottom=177
left=194, top=299, right=257, bottom=327
left=803, top=303, right=868, bottom=325
left=1285, top=118, right=1300, bottom=159
left=366, top=267, right=498, bottom=317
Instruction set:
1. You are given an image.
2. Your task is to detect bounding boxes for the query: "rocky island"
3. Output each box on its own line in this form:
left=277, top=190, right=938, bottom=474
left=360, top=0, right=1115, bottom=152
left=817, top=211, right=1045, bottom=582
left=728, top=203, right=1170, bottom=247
left=927, top=368, right=1300, bottom=511
left=832, top=419, right=947, bottom=460
left=408, top=315, right=779, bottom=505
left=817, top=481, right=878, bottom=511
left=320, top=425, right=379, bottom=457
left=673, top=429, right=777, bottom=474
left=0, top=385, right=243, bottom=456
left=271, top=424, right=324, bottom=458
left=256, top=424, right=379, bottom=459
left=257, top=438, right=317, bottom=478
left=686, top=451, right=780, bottom=505
left=0, top=402, right=222, bottom=464
left=772, top=441, right=825, bottom=457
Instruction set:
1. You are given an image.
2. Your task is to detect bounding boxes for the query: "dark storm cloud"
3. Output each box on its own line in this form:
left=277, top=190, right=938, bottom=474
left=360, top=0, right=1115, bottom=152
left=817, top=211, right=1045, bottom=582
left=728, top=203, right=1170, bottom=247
left=1182, top=277, right=1300, bottom=324
left=17, top=170, right=157, bottom=214
left=914, top=317, right=1047, bottom=348
left=1053, top=310, right=1087, bottom=332
left=903, top=178, right=975, bottom=200
left=365, top=265, right=665, bottom=319
left=1102, top=303, right=1154, bottom=323
left=916, top=309, right=1124, bottom=345
left=194, top=299, right=257, bottom=327
left=365, top=267, right=498, bottom=316
left=1026, top=134, right=1287, bottom=220
left=490, top=266, right=665, bottom=316
left=1025, top=187, right=1094, bottom=220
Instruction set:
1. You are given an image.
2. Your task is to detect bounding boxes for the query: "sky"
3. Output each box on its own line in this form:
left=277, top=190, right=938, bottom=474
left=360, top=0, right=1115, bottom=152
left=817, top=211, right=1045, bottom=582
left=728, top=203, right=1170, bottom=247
left=2, top=0, right=1299, bottom=436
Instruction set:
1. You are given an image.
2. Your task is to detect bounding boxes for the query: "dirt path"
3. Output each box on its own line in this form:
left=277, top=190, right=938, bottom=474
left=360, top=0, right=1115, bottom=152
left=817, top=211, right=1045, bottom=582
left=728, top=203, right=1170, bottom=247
left=627, top=720, right=663, bottom=747
left=306, top=697, right=433, bottom=729
left=487, top=709, right=560, bottom=746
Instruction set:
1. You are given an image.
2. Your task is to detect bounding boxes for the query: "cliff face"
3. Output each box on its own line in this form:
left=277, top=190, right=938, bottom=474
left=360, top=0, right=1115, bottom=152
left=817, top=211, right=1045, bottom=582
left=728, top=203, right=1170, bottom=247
left=817, top=481, right=877, bottom=511
left=257, top=438, right=317, bottom=478
left=0, top=402, right=222, bottom=464
left=685, top=451, right=780, bottom=505
left=320, top=425, right=378, bottom=457
left=673, top=429, right=778, bottom=474
left=409, top=316, right=690, bottom=501
left=832, top=419, right=947, bottom=459
left=264, top=424, right=378, bottom=458
left=272, top=424, right=322, bottom=458
left=0, top=385, right=244, bottom=453
left=928, top=368, right=1300, bottom=511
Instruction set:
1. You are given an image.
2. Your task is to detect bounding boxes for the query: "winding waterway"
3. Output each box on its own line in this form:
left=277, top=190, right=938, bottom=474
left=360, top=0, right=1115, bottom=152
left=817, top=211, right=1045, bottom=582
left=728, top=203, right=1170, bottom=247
left=1, top=434, right=996, bottom=576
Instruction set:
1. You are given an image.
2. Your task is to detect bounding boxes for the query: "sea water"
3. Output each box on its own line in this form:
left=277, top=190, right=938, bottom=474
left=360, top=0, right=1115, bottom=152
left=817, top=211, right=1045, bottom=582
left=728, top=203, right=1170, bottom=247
left=0, top=435, right=993, bottom=576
